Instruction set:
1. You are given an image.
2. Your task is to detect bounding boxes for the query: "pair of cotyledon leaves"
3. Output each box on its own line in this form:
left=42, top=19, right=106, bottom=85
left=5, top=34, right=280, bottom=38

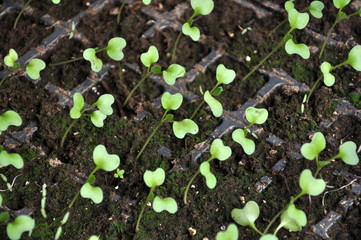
left=199, top=139, right=232, bottom=189
left=79, top=145, right=120, bottom=204
left=70, top=93, right=114, bottom=128
left=321, top=45, right=361, bottom=87
left=4, top=49, right=46, bottom=80
left=6, top=215, right=35, bottom=240
left=143, top=168, right=178, bottom=213
left=182, top=0, right=214, bottom=41
left=161, top=92, right=199, bottom=139
left=141, top=45, right=186, bottom=85
left=232, top=107, right=268, bottom=155
left=0, top=111, right=24, bottom=169
left=84, top=37, right=126, bottom=72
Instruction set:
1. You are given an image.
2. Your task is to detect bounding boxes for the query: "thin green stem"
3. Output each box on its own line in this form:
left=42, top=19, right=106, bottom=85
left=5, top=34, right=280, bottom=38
left=135, top=186, right=155, bottom=232
left=68, top=168, right=97, bottom=208
left=268, top=19, right=287, bottom=37
left=250, top=223, right=264, bottom=236
left=0, top=69, right=16, bottom=88
left=117, top=0, right=128, bottom=24
left=135, top=110, right=169, bottom=160
left=123, top=67, right=151, bottom=107
left=13, top=0, right=32, bottom=29
left=318, top=9, right=342, bottom=59
left=190, top=83, right=220, bottom=119
left=60, top=118, right=80, bottom=148
left=305, top=75, right=323, bottom=104
left=49, top=56, right=84, bottom=67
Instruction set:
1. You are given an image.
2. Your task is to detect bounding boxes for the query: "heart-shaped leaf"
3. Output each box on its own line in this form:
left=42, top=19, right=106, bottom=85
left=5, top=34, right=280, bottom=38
left=141, top=45, right=159, bottom=67
left=333, top=0, right=350, bottom=9
left=336, top=141, right=359, bottom=165
left=0, top=211, right=9, bottom=222
left=153, top=196, right=178, bottom=213
left=216, top=64, right=236, bottom=85
left=216, top=223, right=239, bottom=240
left=204, top=91, right=223, bottom=117
left=106, top=37, right=126, bottom=61
left=95, top=94, right=114, bottom=115
left=260, top=234, right=279, bottom=240
left=4, top=49, right=18, bottom=67
left=93, top=144, right=120, bottom=172
left=182, top=23, right=200, bottom=41
left=279, top=204, right=307, bottom=232
left=151, top=65, right=162, bottom=74
left=80, top=183, right=103, bottom=204
left=191, top=0, right=214, bottom=15
left=288, top=9, right=310, bottom=30
left=285, top=39, right=310, bottom=59
left=144, top=168, right=165, bottom=188
left=300, top=132, right=326, bottom=160
left=163, top=64, right=186, bottom=85
left=320, top=62, right=335, bottom=87
left=83, top=48, right=103, bottom=72
left=0, top=150, right=24, bottom=169
left=161, top=92, right=183, bottom=111
left=299, top=169, right=326, bottom=196
left=309, top=1, right=324, bottom=19
left=200, top=161, right=217, bottom=189
left=70, top=93, right=84, bottom=119
left=345, top=45, right=361, bottom=71
left=231, top=201, right=260, bottom=227
left=284, top=1, right=294, bottom=12
left=210, top=139, right=232, bottom=161
left=232, top=129, right=255, bottom=155
left=245, top=107, right=268, bottom=125
left=7, top=215, right=35, bottom=240
left=26, top=59, right=46, bottom=79
left=0, top=110, right=22, bottom=133
left=172, top=119, right=199, bottom=139
left=143, top=0, right=151, bottom=5
left=90, top=110, right=107, bottom=127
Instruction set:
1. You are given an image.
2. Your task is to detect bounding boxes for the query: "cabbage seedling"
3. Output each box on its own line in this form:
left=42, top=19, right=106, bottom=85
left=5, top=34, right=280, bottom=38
left=135, top=168, right=178, bottom=233
left=49, top=37, right=126, bottom=73
left=60, top=93, right=115, bottom=148
left=136, top=92, right=198, bottom=160
left=232, top=107, right=268, bottom=155
left=171, top=0, right=214, bottom=62
left=318, top=0, right=361, bottom=58
left=216, top=223, right=239, bottom=240
left=190, top=64, right=235, bottom=119
left=231, top=131, right=359, bottom=238
left=1, top=49, right=46, bottom=87
left=6, top=215, right=35, bottom=240
left=123, top=45, right=186, bottom=106
left=304, top=45, right=361, bottom=107
left=183, top=138, right=231, bottom=204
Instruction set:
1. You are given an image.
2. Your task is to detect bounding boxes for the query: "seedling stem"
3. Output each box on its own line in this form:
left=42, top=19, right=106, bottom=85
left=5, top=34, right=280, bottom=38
left=68, top=168, right=97, bottom=208
left=116, top=0, right=128, bottom=24
left=13, top=0, right=32, bottom=29
left=123, top=67, right=151, bottom=107
left=190, top=82, right=220, bottom=119
left=135, top=186, right=155, bottom=232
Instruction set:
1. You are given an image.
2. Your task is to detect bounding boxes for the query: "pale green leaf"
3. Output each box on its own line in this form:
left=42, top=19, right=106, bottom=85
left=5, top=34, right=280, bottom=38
left=90, top=110, right=106, bottom=127
left=0, top=151, right=24, bottom=169
left=190, top=0, right=214, bottom=15
left=232, top=129, right=255, bottom=155
left=144, top=168, right=165, bottom=188
left=93, top=145, right=120, bottom=171
left=336, top=141, right=359, bottom=165
left=161, top=92, right=183, bottom=110
left=80, top=183, right=103, bottom=204
left=143, top=0, right=151, bottom=5
left=285, top=1, right=294, bottom=12
left=309, top=1, right=324, bottom=19
left=245, top=107, right=268, bottom=125
left=288, top=9, right=310, bottom=30
left=300, top=132, right=326, bottom=160
left=141, top=46, right=159, bottom=67
left=216, top=224, right=239, bottom=240
left=172, top=119, right=199, bottom=139
left=26, top=59, right=46, bottom=79
left=70, top=93, right=84, bottom=119
left=333, top=0, right=350, bottom=9
left=52, top=0, right=61, bottom=4
left=210, top=139, right=232, bottom=161
left=6, top=215, right=35, bottom=240
left=200, top=162, right=217, bottom=189
left=320, top=62, right=335, bottom=87
left=280, top=204, right=307, bottom=232
left=106, top=37, right=126, bottom=61
left=299, top=169, right=326, bottom=196
left=163, top=64, right=186, bottom=85
left=0, top=110, right=22, bottom=132
left=285, top=39, right=310, bottom=59
left=259, top=234, right=279, bottom=240
left=231, top=201, right=260, bottom=227
left=4, top=49, right=18, bottom=68
left=182, top=23, right=200, bottom=41
left=83, top=48, right=103, bottom=72
left=95, top=94, right=114, bottom=115
left=89, top=236, right=99, bottom=240
left=216, top=64, right=236, bottom=85
left=346, top=45, right=361, bottom=71
left=153, top=196, right=178, bottom=213
left=204, top=91, right=223, bottom=117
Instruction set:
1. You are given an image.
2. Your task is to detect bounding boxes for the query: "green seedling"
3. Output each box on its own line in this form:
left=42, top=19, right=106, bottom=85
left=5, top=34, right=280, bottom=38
left=216, top=223, right=239, bottom=240
left=13, top=0, right=60, bottom=29
left=136, top=91, right=198, bottom=160
left=135, top=168, right=178, bottom=233
left=89, top=236, right=99, bottom=240
left=304, top=45, right=361, bottom=108
left=41, top=184, right=47, bottom=218
left=49, top=37, right=126, bottom=73
left=117, top=0, right=150, bottom=23
left=190, top=64, right=236, bottom=119
left=171, top=0, right=214, bottom=62
left=318, top=0, right=361, bottom=58
left=61, top=93, right=115, bottom=148
left=231, top=132, right=359, bottom=239
left=69, top=21, right=76, bottom=39
left=232, top=107, right=268, bottom=155
left=54, top=211, right=70, bottom=240
left=123, top=45, right=186, bottom=106
left=6, top=215, right=35, bottom=240
left=1, top=49, right=46, bottom=87
left=114, top=168, right=125, bottom=179
left=243, top=1, right=319, bottom=82
left=184, top=138, right=231, bottom=204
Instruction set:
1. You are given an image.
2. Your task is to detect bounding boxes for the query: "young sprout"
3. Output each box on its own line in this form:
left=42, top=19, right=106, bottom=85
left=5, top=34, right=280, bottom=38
left=40, top=184, right=47, bottom=218
left=190, top=64, right=236, bottom=119
left=135, top=168, right=178, bottom=233
left=89, top=236, right=99, bottom=240
left=318, top=0, right=361, bottom=58
left=54, top=211, right=70, bottom=240
left=231, top=201, right=263, bottom=235
left=114, top=168, right=125, bottom=179
left=305, top=45, right=361, bottom=106
left=49, top=37, right=126, bottom=73
left=0, top=110, right=22, bottom=135
left=1, top=49, right=46, bottom=87
left=6, top=215, right=35, bottom=240
left=61, top=93, right=115, bottom=148
left=184, top=138, right=231, bottom=204
left=274, top=204, right=307, bottom=235
left=216, top=224, right=239, bottom=240
left=232, top=107, right=268, bottom=155
left=136, top=92, right=198, bottom=160
left=171, top=0, right=214, bottom=62
left=69, top=22, right=75, bottom=39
